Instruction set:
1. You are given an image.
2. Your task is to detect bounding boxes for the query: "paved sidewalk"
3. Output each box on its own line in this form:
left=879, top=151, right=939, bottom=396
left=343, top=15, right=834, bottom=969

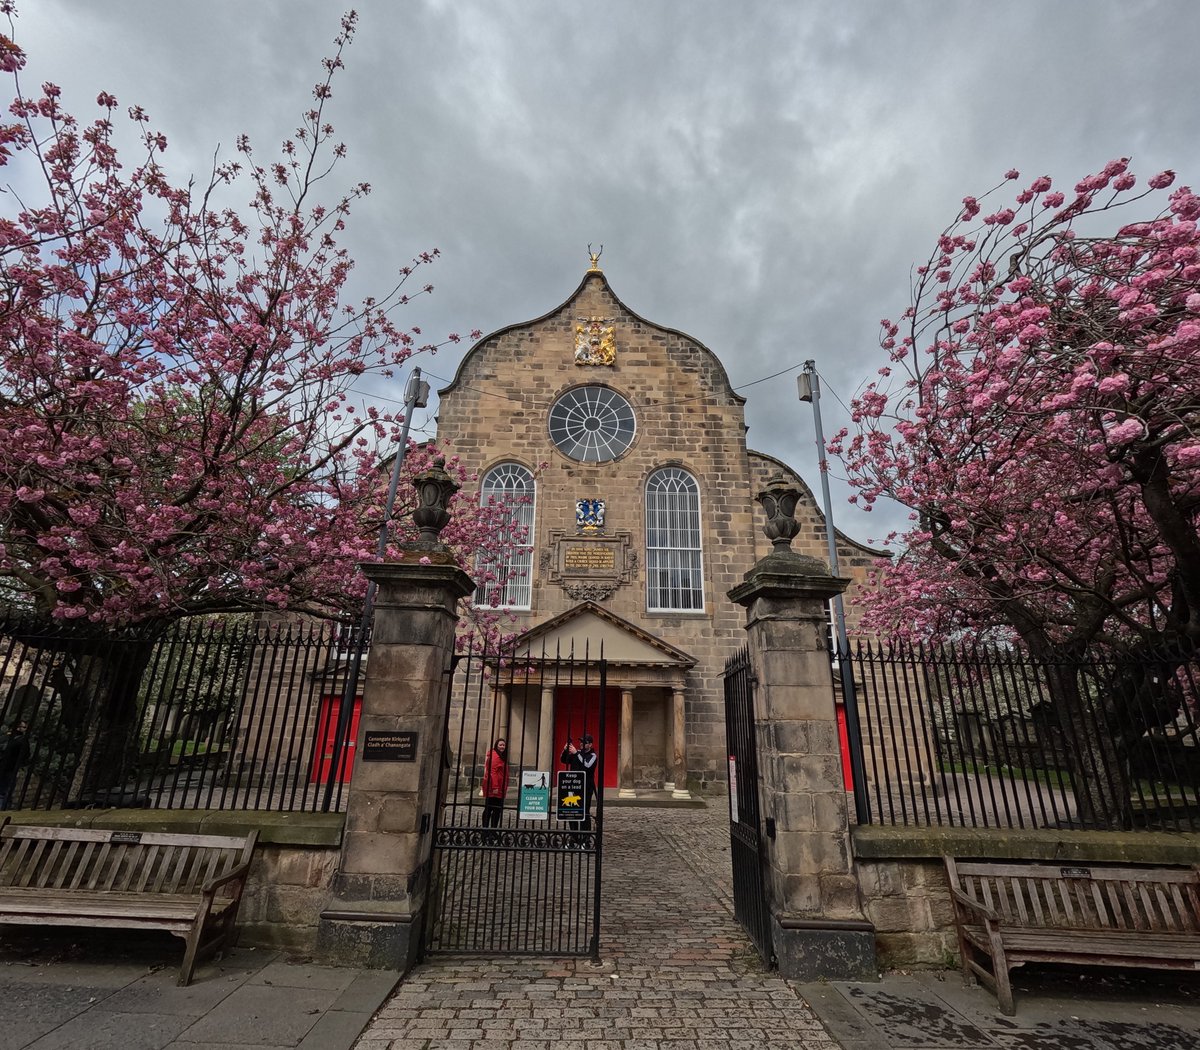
left=357, top=806, right=838, bottom=1049
left=0, top=936, right=398, bottom=1050
left=356, top=805, right=1200, bottom=1050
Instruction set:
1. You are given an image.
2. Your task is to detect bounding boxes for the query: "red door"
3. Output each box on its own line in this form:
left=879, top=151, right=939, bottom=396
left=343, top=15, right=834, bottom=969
left=553, top=686, right=619, bottom=789
left=309, top=694, right=362, bottom=784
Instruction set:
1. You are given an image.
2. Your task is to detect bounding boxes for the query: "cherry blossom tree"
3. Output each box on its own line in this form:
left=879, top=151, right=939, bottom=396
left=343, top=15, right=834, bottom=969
left=0, top=7, right=521, bottom=796
left=0, top=9, right=504, bottom=627
left=833, top=160, right=1200, bottom=827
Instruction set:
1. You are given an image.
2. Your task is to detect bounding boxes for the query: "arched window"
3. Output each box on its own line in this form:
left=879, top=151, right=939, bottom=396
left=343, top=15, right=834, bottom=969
left=476, top=463, right=535, bottom=609
left=645, top=467, right=704, bottom=612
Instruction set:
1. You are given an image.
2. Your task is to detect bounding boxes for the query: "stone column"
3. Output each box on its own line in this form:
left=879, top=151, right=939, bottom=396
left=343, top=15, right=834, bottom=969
left=663, top=697, right=675, bottom=792
left=618, top=687, right=636, bottom=798
left=317, top=460, right=475, bottom=973
left=538, top=684, right=555, bottom=773
left=727, top=474, right=876, bottom=981
left=670, top=684, right=691, bottom=799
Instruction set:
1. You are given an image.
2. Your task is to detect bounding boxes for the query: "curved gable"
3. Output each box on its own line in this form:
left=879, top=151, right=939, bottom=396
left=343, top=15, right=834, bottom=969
left=438, top=269, right=744, bottom=407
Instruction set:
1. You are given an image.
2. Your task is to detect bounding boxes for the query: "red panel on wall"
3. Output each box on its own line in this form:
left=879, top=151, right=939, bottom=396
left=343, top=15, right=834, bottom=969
left=309, top=694, right=362, bottom=785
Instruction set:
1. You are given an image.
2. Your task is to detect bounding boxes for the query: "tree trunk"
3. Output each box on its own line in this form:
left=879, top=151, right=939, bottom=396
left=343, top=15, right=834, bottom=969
left=65, top=639, right=156, bottom=805
left=1044, top=663, right=1132, bottom=829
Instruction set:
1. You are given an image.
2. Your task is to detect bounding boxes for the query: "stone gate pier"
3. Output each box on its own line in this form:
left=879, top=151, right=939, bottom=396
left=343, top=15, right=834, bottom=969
left=729, top=474, right=877, bottom=981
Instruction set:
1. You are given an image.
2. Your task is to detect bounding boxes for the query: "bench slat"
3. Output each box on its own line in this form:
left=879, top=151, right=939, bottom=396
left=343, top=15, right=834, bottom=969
left=0, top=891, right=239, bottom=916
left=134, top=845, right=159, bottom=893
left=960, top=925, right=1200, bottom=959
left=166, top=844, right=193, bottom=894
left=1, top=826, right=249, bottom=849
left=953, top=860, right=1199, bottom=883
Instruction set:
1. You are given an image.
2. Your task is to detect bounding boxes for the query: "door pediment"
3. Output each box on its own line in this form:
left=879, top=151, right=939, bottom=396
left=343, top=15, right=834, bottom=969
left=513, top=602, right=696, bottom=668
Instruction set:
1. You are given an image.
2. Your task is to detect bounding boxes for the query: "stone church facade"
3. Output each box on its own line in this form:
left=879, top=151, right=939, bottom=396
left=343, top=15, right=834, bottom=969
left=435, top=259, right=883, bottom=795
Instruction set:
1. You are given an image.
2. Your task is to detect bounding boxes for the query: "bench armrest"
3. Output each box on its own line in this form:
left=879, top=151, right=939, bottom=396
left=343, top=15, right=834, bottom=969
left=949, top=886, right=999, bottom=923
left=202, top=860, right=252, bottom=898
left=201, top=832, right=258, bottom=899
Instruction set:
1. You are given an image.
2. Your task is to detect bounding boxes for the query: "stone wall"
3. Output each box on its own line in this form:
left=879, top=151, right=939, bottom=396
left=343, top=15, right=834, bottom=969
left=239, top=842, right=340, bottom=954
left=856, top=855, right=957, bottom=967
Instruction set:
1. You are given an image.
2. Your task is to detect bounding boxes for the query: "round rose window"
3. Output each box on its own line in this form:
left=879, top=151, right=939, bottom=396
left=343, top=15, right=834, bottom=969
left=548, top=386, right=636, bottom=463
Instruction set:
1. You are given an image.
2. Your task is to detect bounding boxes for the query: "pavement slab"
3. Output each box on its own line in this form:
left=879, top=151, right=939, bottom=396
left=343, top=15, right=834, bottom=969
left=808, top=967, right=1200, bottom=1050
left=0, top=929, right=398, bottom=1050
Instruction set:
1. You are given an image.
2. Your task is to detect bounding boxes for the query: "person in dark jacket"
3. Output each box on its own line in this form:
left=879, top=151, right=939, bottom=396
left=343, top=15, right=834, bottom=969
left=481, top=738, right=509, bottom=831
left=560, top=733, right=599, bottom=832
left=0, top=720, right=31, bottom=810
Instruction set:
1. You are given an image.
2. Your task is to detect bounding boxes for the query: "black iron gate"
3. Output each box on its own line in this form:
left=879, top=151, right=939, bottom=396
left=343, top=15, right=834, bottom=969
left=424, top=642, right=606, bottom=959
left=723, top=645, right=773, bottom=965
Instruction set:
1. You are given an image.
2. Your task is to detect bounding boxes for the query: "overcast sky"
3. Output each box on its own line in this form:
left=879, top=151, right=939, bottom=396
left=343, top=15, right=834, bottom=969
left=12, top=1, right=1199, bottom=549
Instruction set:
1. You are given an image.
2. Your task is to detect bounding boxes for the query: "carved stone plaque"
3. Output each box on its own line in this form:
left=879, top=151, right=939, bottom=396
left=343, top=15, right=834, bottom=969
left=547, top=530, right=636, bottom=601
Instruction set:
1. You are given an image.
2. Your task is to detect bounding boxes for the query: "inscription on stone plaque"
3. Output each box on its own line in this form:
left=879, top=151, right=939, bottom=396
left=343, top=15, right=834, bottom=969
left=547, top=530, right=636, bottom=601
left=563, top=545, right=616, bottom=571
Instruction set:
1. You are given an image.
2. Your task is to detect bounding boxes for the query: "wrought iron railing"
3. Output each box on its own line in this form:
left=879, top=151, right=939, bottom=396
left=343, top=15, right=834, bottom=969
left=848, top=638, right=1200, bottom=833
left=425, top=639, right=607, bottom=959
left=0, top=613, right=364, bottom=812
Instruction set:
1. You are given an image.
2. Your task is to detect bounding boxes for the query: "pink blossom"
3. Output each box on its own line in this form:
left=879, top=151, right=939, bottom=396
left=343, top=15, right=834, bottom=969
left=1105, top=418, right=1144, bottom=444
left=1149, top=170, right=1176, bottom=189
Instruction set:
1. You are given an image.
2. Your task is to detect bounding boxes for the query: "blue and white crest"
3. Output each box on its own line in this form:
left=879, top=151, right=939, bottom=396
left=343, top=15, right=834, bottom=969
left=575, top=498, right=605, bottom=532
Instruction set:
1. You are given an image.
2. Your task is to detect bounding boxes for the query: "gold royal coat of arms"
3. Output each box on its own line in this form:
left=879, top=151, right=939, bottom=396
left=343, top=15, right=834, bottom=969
left=574, top=317, right=616, bottom=366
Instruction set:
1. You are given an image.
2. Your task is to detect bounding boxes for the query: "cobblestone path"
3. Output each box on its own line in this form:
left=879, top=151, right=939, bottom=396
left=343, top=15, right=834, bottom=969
left=355, top=804, right=839, bottom=1049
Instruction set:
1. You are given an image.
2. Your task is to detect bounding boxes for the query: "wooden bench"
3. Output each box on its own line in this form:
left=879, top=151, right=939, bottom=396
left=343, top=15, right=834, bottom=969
left=0, top=822, right=258, bottom=985
left=944, top=856, right=1200, bottom=1014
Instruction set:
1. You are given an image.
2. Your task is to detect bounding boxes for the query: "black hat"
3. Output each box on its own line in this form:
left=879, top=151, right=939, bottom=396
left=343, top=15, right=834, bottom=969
left=581, top=734, right=594, bottom=745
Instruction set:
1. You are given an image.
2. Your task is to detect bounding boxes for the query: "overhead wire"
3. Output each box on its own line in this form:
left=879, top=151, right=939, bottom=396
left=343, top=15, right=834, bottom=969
left=359, top=360, right=813, bottom=415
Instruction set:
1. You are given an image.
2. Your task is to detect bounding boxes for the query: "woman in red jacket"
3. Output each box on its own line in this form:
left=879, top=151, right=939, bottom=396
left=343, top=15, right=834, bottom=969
left=482, top=738, right=508, bottom=830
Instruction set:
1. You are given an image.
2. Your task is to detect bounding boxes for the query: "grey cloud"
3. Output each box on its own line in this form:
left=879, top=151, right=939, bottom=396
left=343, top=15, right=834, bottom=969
left=14, top=0, right=1200, bottom=546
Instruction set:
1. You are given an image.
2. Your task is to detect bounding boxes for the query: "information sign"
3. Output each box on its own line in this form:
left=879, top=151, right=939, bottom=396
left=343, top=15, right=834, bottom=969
left=556, top=769, right=586, bottom=821
left=518, top=770, right=550, bottom=821
left=361, top=731, right=417, bottom=762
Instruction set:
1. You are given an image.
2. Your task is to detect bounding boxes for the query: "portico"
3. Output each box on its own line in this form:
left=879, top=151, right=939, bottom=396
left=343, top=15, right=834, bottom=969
left=495, top=602, right=697, bottom=798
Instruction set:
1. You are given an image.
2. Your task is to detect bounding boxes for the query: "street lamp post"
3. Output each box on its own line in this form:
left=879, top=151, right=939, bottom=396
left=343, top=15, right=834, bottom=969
left=797, top=361, right=870, bottom=823
left=320, top=368, right=430, bottom=812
